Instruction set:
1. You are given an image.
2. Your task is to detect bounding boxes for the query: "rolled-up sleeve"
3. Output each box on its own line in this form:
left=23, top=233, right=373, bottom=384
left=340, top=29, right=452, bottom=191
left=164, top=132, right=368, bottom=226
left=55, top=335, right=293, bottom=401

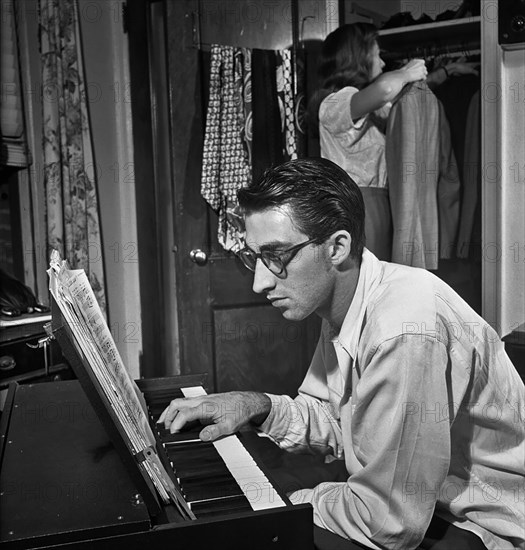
left=292, top=335, right=452, bottom=550
left=319, top=87, right=366, bottom=135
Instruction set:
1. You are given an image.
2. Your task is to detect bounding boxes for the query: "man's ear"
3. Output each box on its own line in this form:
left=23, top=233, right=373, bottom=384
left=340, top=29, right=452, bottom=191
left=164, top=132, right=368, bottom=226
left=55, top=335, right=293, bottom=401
left=328, top=230, right=352, bottom=265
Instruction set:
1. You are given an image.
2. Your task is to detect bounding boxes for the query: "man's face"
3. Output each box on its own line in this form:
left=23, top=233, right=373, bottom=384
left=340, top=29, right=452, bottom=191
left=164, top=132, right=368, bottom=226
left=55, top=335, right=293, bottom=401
left=244, top=205, right=334, bottom=321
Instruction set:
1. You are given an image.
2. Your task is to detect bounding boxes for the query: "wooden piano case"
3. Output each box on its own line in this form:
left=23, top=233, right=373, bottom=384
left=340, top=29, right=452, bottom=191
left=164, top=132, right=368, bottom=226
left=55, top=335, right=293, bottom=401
left=0, top=303, right=313, bottom=549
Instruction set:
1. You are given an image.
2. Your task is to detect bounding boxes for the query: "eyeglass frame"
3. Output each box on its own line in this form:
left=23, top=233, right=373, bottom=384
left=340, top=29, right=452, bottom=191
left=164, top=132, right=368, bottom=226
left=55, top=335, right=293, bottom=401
left=238, top=237, right=319, bottom=278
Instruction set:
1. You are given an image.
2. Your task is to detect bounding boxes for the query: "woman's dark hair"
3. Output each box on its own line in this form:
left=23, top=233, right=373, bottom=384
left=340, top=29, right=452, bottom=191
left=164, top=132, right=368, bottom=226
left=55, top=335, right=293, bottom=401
left=307, top=23, right=379, bottom=131
left=237, top=158, right=365, bottom=259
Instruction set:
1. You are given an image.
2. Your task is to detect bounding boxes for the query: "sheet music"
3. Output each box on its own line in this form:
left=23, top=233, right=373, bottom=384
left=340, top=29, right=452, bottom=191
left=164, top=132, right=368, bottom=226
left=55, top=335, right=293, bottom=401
left=48, top=251, right=192, bottom=517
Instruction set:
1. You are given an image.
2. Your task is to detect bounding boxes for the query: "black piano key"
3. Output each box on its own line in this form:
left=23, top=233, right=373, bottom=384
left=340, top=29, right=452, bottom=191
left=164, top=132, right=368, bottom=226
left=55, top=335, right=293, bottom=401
left=166, top=444, right=225, bottom=466
left=143, top=388, right=185, bottom=402
left=165, top=439, right=216, bottom=455
left=190, top=495, right=253, bottom=519
left=172, top=455, right=225, bottom=471
left=164, top=440, right=215, bottom=454
left=158, top=427, right=204, bottom=443
left=182, top=478, right=243, bottom=502
left=143, top=389, right=186, bottom=417
left=168, top=451, right=224, bottom=470
left=179, top=471, right=237, bottom=490
left=177, top=462, right=229, bottom=479
left=175, top=463, right=231, bottom=482
left=167, top=442, right=234, bottom=481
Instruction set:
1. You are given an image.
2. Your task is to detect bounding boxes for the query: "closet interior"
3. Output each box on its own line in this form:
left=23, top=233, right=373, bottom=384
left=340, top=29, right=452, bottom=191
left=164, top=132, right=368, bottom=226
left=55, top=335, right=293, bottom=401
left=342, top=0, right=484, bottom=314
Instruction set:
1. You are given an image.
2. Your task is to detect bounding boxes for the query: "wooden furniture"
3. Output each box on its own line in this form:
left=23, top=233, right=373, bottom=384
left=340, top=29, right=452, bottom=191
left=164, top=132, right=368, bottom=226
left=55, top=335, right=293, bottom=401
left=0, top=320, right=71, bottom=390
left=0, top=379, right=312, bottom=549
left=0, top=301, right=313, bottom=549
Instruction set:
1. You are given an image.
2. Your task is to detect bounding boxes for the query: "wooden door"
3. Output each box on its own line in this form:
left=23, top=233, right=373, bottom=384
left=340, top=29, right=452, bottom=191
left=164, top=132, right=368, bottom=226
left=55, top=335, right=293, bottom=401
left=155, top=0, right=319, bottom=394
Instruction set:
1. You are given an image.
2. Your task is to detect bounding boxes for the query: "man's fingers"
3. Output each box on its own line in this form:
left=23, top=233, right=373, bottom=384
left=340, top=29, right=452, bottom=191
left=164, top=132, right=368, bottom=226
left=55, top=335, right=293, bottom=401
left=157, top=397, right=197, bottom=427
left=156, top=392, right=265, bottom=438
left=199, top=421, right=234, bottom=442
left=157, top=407, right=168, bottom=424
left=168, top=405, right=206, bottom=433
left=160, top=397, right=222, bottom=433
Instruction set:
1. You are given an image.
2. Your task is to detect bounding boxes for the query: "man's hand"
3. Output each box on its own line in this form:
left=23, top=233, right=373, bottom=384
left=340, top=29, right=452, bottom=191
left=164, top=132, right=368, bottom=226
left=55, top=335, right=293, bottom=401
left=157, top=391, right=272, bottom=442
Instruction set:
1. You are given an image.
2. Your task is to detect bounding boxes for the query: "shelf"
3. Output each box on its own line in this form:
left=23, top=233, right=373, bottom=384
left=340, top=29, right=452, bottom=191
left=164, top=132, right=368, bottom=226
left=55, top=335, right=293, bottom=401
left=0, top=316, right=51, bottom=344
left=378, top=16, right=481, bottom=51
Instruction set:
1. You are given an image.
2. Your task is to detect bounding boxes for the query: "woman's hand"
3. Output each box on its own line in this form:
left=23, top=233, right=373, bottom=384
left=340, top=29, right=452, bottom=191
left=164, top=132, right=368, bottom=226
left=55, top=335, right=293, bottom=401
left=400, top=58, right=428, bottom=83
left=426, top=57, right=480, bottom=89
left=443, top=58, right=480, bottom=77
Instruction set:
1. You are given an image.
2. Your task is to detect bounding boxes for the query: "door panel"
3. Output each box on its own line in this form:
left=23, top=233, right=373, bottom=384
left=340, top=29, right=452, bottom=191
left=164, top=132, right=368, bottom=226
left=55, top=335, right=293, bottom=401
left=214, top=305, right=315, bottom=394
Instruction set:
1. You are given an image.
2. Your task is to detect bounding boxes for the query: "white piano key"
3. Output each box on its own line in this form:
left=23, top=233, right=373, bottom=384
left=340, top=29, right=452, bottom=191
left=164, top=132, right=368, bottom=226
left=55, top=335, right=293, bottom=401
left=180, top=386, right=286, bottom=511
left=181, top=386, right=207, bottom=398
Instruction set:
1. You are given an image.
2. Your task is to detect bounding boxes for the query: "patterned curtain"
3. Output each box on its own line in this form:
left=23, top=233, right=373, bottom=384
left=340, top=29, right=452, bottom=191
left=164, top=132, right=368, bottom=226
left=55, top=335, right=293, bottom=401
left=39, top=0, right=107, bottom=315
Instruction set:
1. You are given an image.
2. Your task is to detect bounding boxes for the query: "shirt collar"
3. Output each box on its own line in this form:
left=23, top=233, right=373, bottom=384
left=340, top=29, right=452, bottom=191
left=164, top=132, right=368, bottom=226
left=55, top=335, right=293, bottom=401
left=330, top=248, right=384, bottom=360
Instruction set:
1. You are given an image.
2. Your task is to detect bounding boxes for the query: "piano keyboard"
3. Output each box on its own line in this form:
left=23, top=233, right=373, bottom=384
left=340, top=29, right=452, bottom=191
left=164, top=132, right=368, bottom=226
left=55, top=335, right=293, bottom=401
left=143, top=385, right=286, bottom=519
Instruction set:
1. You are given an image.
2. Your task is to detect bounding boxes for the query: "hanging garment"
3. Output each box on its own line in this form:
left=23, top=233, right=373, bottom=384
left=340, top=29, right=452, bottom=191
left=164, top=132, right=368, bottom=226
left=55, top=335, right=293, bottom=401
left=276, top=48, right=298, bottom=161
left=251, top=49, right=283, bottom=182
left=434, top=75, right=480, bottom=179
left=437, top=100, right=462, bottom=259
left=294, top=47, right=308, bottom=158
left=386, top=81, right=460, bottom=269
left=201, top=45, right=251, bottom=253
left=361, top=187, right=392, bottom=262
left=456, top=90, right=481, bottom=259
left=241, top=48, right=253, bottom=168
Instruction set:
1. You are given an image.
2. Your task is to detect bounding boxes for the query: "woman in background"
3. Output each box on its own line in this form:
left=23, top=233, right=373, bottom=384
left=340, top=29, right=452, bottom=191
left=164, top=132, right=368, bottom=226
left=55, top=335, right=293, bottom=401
left=309, top=23, right=477, bottom=260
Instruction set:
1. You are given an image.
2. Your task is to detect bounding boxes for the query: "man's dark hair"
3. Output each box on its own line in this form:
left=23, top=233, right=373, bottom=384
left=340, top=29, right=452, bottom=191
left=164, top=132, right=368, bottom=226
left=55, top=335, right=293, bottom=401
left=237, top=158, right=365, bottom=259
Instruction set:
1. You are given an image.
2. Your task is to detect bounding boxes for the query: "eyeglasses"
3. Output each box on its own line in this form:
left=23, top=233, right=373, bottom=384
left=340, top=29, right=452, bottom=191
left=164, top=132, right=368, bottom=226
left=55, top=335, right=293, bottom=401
left=238, top=238, right=318, bottom=277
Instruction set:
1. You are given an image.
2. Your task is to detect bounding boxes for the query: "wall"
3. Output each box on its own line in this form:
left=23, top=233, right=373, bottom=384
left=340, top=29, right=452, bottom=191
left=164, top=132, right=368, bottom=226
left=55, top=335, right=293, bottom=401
left=500, top=46, right=525, bottom=335
left=481, top=2, right=525, bottom=336
left=77, top=0, right=142, bottom=377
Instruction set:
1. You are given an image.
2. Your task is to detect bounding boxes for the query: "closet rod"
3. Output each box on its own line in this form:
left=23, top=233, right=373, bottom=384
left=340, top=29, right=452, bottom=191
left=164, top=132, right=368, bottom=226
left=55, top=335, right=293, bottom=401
left=193, top=42, right=296, bottom=51
left=382, top=39, right=481, bottom=61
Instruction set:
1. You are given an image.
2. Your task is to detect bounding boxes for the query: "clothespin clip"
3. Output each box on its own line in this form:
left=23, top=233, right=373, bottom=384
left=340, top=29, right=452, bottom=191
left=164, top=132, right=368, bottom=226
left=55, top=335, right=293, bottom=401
left=26, top=323, right=54, bottom=377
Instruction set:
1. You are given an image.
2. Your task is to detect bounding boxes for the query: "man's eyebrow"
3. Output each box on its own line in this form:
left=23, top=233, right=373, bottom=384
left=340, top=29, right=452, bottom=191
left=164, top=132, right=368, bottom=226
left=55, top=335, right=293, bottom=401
left=259, top=240, right=294, bottom=252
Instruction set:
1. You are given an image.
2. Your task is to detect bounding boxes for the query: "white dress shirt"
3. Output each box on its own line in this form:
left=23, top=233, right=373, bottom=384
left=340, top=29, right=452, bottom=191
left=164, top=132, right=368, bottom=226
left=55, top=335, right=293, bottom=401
left=261, top=249, right=525, bottom=550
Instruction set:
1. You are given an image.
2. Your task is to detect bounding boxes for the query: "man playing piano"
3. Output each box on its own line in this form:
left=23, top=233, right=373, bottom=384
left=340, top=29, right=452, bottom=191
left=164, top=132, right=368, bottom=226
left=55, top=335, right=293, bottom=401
left=159, top=158, right=525, bottom=550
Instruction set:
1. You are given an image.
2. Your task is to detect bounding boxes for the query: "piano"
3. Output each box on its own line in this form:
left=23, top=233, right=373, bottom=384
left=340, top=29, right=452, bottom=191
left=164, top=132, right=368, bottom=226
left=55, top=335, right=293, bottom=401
left=0, top=303, right=313, bottom=548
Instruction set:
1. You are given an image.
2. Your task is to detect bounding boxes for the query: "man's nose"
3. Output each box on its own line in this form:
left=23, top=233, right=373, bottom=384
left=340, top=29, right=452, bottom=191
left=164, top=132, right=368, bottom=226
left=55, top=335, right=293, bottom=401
left=252, top=259, right=276, bottom=294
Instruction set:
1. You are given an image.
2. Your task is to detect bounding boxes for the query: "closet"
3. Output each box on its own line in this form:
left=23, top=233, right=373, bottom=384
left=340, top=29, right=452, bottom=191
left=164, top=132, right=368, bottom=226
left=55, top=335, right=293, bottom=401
left=346, top=2, right=483, bottom=313
left=341, top=0, right=524, bottom=345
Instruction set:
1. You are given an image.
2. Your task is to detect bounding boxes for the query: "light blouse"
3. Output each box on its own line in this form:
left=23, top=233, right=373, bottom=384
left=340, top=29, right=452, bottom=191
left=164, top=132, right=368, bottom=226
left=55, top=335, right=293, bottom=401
left=319, top=86, right=390, bottom=188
